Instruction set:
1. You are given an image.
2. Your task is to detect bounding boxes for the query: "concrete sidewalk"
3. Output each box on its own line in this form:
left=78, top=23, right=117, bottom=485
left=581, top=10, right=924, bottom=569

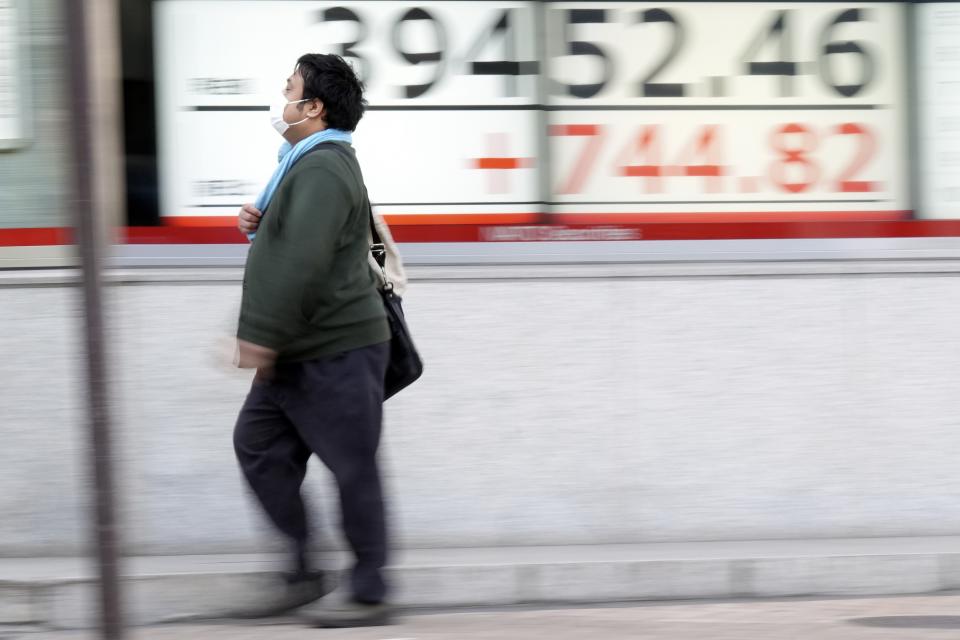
left=4, top=537, right=960, bottom=629
left=14, top=593, right=960, bottom=639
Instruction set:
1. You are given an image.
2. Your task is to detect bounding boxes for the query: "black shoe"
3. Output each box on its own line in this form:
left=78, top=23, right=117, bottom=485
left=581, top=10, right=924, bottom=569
left=158, top=570, right=336, bottom=623
left=306, top=599, right=394, bottom=628
left=232, top=570, right=336, bottom=619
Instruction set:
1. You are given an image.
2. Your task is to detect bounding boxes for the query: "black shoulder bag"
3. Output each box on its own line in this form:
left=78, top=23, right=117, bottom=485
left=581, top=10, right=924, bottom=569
left=368, top=214, right=423, bottom=399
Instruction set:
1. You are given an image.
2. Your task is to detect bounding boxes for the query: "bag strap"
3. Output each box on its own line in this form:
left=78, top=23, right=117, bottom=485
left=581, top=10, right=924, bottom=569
left=303, top=142, right=391, bottom=288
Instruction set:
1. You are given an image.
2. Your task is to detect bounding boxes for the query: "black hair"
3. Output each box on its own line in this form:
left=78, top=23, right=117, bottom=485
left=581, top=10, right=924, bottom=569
left=295, top=53, right=366, bottom=132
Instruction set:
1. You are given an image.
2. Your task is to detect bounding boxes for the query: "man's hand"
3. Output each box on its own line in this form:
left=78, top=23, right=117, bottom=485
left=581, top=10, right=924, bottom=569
left=238, top=203, right=262, bottom=235
left=236, top=339, right=277, bottom=369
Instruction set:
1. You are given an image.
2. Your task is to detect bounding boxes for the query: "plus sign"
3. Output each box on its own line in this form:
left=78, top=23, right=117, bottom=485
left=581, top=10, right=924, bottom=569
left=472, top=133, right=534, bottom=194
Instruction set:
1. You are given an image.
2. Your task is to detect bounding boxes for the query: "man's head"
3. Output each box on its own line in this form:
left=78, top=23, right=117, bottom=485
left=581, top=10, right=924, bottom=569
left=276, top=54, right=366, bottom=143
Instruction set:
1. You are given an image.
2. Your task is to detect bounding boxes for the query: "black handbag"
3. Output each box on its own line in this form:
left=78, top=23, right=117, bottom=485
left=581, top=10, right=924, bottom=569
left=368, top=212, right=423, bottom=399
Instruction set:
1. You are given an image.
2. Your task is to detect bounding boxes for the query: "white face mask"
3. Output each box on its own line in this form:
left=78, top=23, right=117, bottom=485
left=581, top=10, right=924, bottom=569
left=270, top=98, right=310, bottom=136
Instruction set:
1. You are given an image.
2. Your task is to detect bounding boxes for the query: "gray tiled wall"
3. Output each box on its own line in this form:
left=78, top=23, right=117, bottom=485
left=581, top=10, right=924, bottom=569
left=2, top=271, right=960, bottom=555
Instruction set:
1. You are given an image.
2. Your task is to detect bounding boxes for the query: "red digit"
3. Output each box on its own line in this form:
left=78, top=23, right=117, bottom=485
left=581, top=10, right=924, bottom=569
left=769, top=123, right=818, bottom=194
left=550, top=124, right=604, bottom=194
left=672, top=125, right=724, bottom=192
left=615, top=125, right=724, bottom=193
left=834, top=123, right=876, bottom=193
left=615, top=125, right=663, bottom=193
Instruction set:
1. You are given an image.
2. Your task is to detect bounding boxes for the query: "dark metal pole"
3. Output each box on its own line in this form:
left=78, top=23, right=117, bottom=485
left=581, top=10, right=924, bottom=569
left=64, top=0, right=125, bottom=637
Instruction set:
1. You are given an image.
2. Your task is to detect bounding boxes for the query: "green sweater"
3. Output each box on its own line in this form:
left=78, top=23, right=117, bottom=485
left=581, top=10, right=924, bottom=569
left=238, top=142, right=389, bottom=362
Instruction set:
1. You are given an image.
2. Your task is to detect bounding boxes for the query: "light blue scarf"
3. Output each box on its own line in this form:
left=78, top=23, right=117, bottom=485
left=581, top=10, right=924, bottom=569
left=247, top=128, right=353, bottom=240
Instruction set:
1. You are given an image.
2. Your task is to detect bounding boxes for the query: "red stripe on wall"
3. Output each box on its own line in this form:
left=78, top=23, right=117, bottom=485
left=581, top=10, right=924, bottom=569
left=7, top=216, right=960, bottom=247
left=0, top=227, right=73, bottom=247
left=391, top=220, right=960, bottom=243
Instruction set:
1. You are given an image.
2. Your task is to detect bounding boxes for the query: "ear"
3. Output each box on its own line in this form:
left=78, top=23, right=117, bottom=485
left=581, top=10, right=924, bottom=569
left=307, top=99, right=324, bottom=120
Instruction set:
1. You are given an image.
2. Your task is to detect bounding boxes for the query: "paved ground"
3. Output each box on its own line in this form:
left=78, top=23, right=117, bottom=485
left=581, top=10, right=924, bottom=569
left=10, top=593, right=960, bottom=639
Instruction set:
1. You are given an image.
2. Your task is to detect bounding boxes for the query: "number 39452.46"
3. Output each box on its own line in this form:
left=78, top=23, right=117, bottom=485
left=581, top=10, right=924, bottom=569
left=318, top=5, right=881, bottom=101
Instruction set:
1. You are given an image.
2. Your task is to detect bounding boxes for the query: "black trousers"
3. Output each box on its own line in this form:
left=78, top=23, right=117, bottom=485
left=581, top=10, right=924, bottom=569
left=233, top=341, right=390, bottom=603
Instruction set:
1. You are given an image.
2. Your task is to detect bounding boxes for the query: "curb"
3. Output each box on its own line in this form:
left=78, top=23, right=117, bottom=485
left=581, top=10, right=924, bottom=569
left=3, top=546, right=960, bottom=629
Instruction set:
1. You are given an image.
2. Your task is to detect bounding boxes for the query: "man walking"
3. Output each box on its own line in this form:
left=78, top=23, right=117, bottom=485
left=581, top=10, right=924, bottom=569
left=233, top=53, right=392, bottom=628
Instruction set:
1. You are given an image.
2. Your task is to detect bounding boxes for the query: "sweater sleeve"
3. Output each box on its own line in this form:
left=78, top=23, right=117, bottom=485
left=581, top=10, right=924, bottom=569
left=237, top=158, right=352, bottom=350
